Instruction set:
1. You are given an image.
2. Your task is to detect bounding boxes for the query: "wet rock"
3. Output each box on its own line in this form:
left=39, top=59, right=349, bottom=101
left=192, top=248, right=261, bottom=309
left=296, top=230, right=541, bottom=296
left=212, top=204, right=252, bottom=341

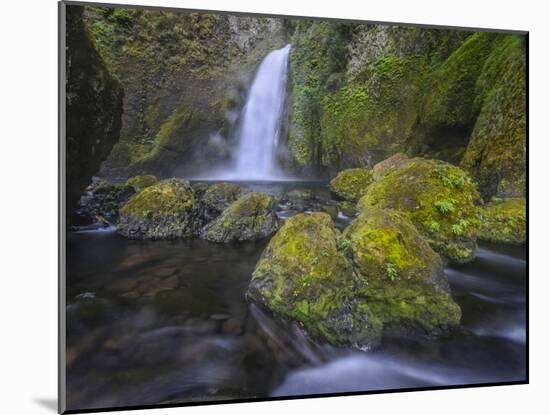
left=329, top=168, right=373, bottom=202
left=126, top=175, right=158, bottom=192
left=201, top=192, right=279, bottom=243
left=118, top=178, right=199, bottom=239
left=372, top=153, right=410, bottom=181
left=200, top=182, right=245, bottom=222
left=75, top=181, right=135, bottom=224
left=359, top=158, right=481, bottom=264
left=478, top=198, right=526, bottom=244
left=249, top=211, right=461, bottom=350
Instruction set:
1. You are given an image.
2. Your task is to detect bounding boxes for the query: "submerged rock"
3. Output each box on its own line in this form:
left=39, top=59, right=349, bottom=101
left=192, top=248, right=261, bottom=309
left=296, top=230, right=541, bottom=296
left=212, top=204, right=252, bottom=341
left=478, top=198, right=526, bottom=244
left=200, top=182, right=245, bottom=222
left=75, top=180, right=135, bottom=224
left=249, top=211, right=461, bottom=350
left=281, top=189, right=339, bottom=220
left=201, top=192, right=279, bottom=243
left=126, top=175, right=158, bottom=192
left=359, top=158, right=481, bottom=264
left=117, top=178, right=198, bottom=239
left=329, top=168, right=373, bottom=202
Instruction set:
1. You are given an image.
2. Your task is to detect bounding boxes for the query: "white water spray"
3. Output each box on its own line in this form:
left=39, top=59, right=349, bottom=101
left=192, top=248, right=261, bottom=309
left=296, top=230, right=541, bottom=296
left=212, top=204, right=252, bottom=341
left=231, top=44, right=291, bottom=180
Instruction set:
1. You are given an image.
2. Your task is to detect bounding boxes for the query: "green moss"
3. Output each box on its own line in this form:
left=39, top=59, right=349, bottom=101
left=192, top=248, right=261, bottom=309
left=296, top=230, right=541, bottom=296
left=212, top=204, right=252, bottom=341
left=461, top=35, right=526, bottom=199
left=126, top=175, right=158, bottom=192
left=250, top=212, right=381, bottom=347
left=201, top=192, right=279, bottom=243
left=359, top=158, right=481, bottom=263
left=372, top=153, right=410, bottom=181
left=343, top=207, right=444, bottom=283
left=200, top=182, right=244, bottom=219
left=329, top=168, right=373, bottom=201
left=478, top=198, right=526, bottom=244
left=118, top=178, right=198, bottom=239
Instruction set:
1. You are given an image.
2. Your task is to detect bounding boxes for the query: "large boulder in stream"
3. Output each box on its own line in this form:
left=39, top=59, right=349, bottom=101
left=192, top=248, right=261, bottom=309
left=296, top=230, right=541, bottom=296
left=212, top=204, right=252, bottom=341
left=478, top=198, right=526, bottom=244
left=248, top=211, right=460, bottom=350
left=200, top=182, right=245, bottom=222
left=201, top=192, right=279, bottom=243
left=329, top=168, right=373, bottom=202
left=359, top=158, right=481, bottom=264
left=117, top=178, right=199, bottom=239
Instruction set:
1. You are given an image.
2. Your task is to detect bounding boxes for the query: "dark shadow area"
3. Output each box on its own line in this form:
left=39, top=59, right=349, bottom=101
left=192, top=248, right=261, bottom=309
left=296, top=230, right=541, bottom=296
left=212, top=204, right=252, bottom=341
left=34, top=398, right=57, bottom=413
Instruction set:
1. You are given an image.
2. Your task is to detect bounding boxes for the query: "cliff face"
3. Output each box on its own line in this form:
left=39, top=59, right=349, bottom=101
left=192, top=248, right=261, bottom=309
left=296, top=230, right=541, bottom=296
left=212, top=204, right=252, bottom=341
left=287, top=23, right=526, bottom=199
left=66, top=5, right=123, bottom=221
left=82, top=7, right=290, bottom=178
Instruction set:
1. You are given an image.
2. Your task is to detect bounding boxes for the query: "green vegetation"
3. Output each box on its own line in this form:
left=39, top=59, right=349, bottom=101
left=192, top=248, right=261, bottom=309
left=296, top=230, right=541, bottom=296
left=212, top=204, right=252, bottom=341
left=200, top=192, right=279, bottom=243
left=329, top=168, right=373, bottom=201
left=359, top=158, right=481, bottom=263
left=478, top=198, right=526, bottom=244
left=126, top=175, right=158, bottom=192
left=117, top=178, right=198, bottom=239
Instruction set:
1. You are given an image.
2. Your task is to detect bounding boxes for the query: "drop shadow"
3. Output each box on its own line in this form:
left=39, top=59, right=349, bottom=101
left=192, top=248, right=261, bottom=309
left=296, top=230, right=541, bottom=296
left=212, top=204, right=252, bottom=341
left=34, top=398, right=57, bottom=413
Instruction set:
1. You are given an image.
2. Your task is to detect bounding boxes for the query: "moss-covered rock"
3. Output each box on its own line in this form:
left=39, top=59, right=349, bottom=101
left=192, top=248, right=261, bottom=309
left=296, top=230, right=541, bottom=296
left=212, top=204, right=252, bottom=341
left=249, top=211, right=460, bottom=349
left=359, top=158, right=481, bottom=263
left=126, top=175, right=158, bottom=192
left=329, top=168, right=373, bottom=201
left=117, top=178, right=198, bottom=239
left=478, top=198, right=526, bottom=244
left=201, top=192, right=279, bottom=242
left=76, top=181, right=135, bottom=224
left=249, top=213, right=381, bottom=347
left=372, top=153, right=410, bottom=181
left=200, top=182, right=244, bottom=222
left=343, top=207, right=461, bottom=336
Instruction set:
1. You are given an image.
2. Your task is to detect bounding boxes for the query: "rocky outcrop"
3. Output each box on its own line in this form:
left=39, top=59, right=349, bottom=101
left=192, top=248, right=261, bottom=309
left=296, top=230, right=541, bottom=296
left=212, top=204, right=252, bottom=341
left=66, top=5, right=123, bottom=223
left=287, top=23, right=526, bottom=200
left=478, top=198, right=526, bottom=244
left=117, top=178, right=198, bottom=239
left=201, top=192, right=279, bottom=242
left=126, top=175, right=158, bottom=192
left=249, top=211, right=460, bottom=350
left=75, top=179, right=135, bottom=224
left=359, top=158, right=481, bottom=264
left=329, top=168, right=373, bottom=202
left=200, top=182, right=245, bottom=222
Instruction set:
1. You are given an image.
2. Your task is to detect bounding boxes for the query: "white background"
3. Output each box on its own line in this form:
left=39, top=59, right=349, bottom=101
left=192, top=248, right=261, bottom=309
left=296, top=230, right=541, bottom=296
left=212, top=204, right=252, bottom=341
left=1, top=0, right=547, bottom=413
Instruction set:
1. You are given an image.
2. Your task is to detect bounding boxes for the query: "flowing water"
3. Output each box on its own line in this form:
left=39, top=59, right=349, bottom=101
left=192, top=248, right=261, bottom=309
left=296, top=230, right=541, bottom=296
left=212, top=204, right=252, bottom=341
left=66, top=182, right=526, bottom=411
left=229, top=44, right=291, bottom=180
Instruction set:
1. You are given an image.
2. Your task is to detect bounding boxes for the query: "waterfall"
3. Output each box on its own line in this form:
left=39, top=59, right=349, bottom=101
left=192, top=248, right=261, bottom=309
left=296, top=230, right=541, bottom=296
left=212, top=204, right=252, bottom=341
left=231, top=44, right=291, bottom=180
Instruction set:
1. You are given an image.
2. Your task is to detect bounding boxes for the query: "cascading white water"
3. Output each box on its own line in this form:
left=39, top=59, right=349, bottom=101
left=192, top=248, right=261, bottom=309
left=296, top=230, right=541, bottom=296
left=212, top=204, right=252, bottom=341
left=231, top=44, right=291, bottom=180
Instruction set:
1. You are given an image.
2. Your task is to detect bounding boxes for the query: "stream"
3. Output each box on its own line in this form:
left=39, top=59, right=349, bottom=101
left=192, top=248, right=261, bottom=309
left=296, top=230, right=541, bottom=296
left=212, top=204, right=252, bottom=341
left=65, top=181, right=526, bottom=411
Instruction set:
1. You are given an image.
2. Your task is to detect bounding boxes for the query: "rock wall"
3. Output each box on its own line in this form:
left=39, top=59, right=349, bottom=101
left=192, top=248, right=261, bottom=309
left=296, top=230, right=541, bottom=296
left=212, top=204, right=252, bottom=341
left=287, top=22, right=526, bottom=200
left=66, top=5, right=124, bottom=222
left=82, top=6, right=290, bottom=178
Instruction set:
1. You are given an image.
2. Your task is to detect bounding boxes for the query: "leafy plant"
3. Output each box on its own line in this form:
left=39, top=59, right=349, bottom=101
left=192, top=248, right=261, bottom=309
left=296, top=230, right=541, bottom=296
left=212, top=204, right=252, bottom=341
left=385, top=262, right=398, bottom=281
left=434, top=199, right=457, bottom=214
left=429, top=220, right=441, bottom=233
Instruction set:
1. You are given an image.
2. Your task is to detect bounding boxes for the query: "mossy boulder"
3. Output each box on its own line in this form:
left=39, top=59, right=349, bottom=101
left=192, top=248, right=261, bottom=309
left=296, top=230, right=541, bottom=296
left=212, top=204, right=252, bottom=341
left=117, top=178, right=198, bottom=239
left=372, top=153, right=410, bottom=181
left=249, top=211, right=461, bottom=349
left=201, top=192, right=279, bottom=243
left=342, top=207, right=461, bottom=336
left=359, top=158, right=481, bottom=264
left=249, top=213, right=381, bottom=348
left=200, top=182, right=244, bottom=222
left=329, top=168, right=373, bottom=202
left=126, top=175, right=158, bottom=192
left=478, top=198, right=526, bottom=244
